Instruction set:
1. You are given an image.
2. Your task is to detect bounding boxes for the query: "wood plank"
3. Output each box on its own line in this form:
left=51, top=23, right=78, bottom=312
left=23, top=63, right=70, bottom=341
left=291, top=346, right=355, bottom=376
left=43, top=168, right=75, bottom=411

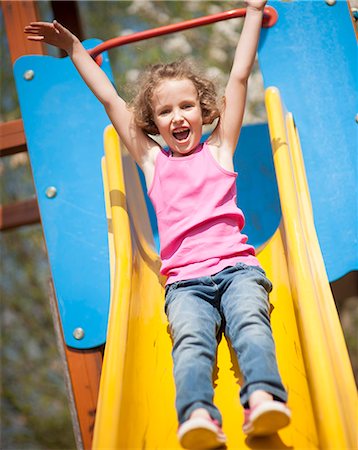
left=0, top=198, right=40, bottom=231
left=49, top=282, right=103, bottom=450
left=1, top=0, right=46, bottom=64
left=65, top=346, right=104, bottom=450
left=0, top=119, right=27, bottom=157
left=1, top=0, right=44, bottom=227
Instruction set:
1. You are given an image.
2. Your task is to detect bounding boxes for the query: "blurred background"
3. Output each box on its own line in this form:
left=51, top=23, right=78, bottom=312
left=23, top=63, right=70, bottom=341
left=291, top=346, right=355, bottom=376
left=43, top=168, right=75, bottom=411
left=1, top=1, right=357, bottom=449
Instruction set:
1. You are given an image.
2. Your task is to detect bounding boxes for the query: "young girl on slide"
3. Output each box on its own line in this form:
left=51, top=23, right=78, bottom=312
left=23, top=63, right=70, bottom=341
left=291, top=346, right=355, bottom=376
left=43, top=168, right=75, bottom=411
left=25, top=2, right=291, bottom=448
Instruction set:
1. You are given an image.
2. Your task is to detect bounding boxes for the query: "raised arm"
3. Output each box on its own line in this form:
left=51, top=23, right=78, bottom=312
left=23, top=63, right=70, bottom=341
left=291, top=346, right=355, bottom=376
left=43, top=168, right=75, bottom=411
left=24, top=21, right=157, bottom=167
left=213, top=0, right=267, bottom=154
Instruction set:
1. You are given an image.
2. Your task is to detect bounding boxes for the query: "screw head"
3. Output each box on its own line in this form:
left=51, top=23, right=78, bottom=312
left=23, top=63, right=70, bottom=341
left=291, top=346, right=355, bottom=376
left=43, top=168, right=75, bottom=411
left=24, top=70, right=35, bottom=81
left=73, top=328, right=85, bottom=340
left=356, top=114, right=358, bottom=124
left=325, top=0, right=336, bottom=5
left=45, top=186, right=57, bottom=198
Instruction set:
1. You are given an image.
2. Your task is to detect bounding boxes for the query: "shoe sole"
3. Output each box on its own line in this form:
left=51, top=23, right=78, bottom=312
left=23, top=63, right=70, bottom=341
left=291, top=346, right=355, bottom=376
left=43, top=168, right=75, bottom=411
left=178, top=418, right=227, bottom=449
left=243, top=401, right=291, bottom=436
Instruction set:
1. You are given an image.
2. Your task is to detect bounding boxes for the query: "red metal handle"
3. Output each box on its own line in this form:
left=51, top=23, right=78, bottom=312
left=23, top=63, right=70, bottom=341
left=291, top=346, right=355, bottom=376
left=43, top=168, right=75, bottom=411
left=89, top=6, right=277, bottom=63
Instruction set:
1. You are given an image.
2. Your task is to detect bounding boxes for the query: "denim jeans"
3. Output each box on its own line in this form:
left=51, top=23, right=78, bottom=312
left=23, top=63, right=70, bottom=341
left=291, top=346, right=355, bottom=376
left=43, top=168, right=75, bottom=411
left=165, top=263, right=288, bottom=425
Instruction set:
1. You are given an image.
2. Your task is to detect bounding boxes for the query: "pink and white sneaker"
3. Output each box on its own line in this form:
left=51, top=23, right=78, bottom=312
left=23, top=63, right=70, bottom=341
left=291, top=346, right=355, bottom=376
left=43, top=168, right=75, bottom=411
left=243, top=400, right=291, bottom=436
left=178, top=416, right=227, bottom=449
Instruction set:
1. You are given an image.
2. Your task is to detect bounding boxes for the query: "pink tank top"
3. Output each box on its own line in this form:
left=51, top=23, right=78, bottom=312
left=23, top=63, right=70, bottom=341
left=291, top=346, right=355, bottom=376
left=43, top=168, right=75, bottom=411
left=148, top=142, right=260, bottom=285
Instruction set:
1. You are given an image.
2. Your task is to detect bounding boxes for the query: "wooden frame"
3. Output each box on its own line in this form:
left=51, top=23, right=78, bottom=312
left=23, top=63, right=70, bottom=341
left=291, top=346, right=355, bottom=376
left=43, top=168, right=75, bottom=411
left=1, top=2, right=102, bottom=448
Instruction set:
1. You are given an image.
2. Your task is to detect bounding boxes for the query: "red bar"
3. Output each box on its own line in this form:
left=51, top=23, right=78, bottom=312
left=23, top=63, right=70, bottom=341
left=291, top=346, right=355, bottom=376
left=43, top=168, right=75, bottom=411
left=89, top=6, right=278, bottom=61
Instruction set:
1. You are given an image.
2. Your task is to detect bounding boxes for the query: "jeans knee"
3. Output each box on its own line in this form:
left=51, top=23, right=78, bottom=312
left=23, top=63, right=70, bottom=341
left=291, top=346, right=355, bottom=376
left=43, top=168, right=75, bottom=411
left=172, top=320, right=217, bottom=354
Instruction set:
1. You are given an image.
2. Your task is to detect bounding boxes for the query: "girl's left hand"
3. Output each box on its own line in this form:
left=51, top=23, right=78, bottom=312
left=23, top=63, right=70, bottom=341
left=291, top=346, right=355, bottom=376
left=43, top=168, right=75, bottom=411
left=245, top=0, right=267, bottom=11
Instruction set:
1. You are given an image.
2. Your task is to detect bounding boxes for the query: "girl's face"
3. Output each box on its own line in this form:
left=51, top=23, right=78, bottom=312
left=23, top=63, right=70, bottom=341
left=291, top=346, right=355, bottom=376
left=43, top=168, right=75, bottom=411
left=152, top=78, right=203, bottom=157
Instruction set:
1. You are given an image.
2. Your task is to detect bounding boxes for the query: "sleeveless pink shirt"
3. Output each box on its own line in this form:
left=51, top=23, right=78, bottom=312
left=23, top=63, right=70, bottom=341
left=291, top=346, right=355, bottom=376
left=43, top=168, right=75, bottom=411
left=148, top=142, right=260, bottom=285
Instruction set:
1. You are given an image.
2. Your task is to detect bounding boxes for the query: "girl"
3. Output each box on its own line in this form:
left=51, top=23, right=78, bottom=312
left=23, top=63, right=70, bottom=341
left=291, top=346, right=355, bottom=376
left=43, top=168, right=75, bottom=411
left=25, top=2, right=291, bottom=448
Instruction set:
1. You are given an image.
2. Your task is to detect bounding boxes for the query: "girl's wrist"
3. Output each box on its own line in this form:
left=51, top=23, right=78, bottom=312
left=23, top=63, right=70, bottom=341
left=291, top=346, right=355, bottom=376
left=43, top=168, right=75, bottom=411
left=246, top=5, right=265, bottom=14
left=65, top=36, right=81, bottom=56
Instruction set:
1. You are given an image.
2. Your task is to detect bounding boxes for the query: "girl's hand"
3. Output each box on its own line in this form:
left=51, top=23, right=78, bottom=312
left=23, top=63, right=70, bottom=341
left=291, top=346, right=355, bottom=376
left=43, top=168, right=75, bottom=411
left=245, top=0, right=267, bottom=11
left=24, top=20, right=78, bottom=54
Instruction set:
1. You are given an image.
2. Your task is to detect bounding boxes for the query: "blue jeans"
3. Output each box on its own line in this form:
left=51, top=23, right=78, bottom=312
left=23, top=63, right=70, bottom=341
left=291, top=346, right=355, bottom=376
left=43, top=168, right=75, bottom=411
left=165, top=263, right=288, bottom=426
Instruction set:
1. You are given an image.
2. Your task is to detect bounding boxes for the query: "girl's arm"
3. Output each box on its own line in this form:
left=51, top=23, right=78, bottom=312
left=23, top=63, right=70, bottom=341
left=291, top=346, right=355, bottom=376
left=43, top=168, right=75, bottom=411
left=24, top=21, right=157, bottom=166
left=213, top=0, right=267, bottom=155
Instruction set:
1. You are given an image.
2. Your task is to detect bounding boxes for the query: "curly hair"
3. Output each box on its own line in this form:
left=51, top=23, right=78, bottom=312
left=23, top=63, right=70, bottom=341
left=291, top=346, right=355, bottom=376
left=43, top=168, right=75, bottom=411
left=129, top=60, right=220, bottom=135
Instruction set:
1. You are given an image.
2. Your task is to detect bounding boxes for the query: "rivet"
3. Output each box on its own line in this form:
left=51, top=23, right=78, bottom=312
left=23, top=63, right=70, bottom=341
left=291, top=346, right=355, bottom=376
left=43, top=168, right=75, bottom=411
left=325, top=0, right=336, bottom=5
left=45, top=186, right=57, bottom=198
left=356, top=114, right=358, bottom=124
left=24, top=70, right=35, bottom=81
left=73, top=328, right=85, bottom=340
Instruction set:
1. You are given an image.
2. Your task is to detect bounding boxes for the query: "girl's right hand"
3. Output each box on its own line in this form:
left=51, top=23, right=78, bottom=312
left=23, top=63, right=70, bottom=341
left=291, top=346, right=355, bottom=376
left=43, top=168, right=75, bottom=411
left=24, top=20, right=78, bottom=54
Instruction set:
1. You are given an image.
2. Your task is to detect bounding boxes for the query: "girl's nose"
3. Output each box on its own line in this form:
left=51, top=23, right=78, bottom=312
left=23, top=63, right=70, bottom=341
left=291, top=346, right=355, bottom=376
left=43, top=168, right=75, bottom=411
left=172, top=109, right=184, bottom=123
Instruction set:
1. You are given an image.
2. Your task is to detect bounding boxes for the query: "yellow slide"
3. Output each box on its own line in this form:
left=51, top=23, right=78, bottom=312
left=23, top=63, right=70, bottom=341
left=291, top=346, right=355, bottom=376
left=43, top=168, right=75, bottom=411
left=92, top=88, right=356, bottom=450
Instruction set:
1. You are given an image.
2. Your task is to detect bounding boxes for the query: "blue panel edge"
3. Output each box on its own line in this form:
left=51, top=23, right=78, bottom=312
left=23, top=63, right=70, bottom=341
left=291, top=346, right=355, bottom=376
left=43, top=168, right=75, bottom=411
left=14, top=40, right=112, bottom=348
left=259, top=1, right=357, bottom=281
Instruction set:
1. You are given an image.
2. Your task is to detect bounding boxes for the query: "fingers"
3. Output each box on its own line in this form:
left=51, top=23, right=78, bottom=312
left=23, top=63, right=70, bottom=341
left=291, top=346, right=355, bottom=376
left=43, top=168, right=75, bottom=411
left=53, top=20, right=62, bottom=28
left=26, top=19, right=65, bottom=29
left=24, top=20, right=61, bottom=38
left=24, top=23, right=48, bottom=34
left=24, top=21, right=58, bottom=32
left=24, top=29, right=44, bottom=40
left=24, top=26, right=42, bottom=35
left=53, top=20, right=68, bottom=33
left=29, top=21, right=53, bottom=27
left=26, top=36, right=45, bottom=41
left=52, top=20, right=64, bottom=33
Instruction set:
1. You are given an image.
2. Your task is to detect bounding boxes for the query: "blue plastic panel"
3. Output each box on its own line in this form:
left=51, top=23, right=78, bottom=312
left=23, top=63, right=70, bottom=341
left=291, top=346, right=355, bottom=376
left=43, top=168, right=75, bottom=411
left=259, top=1, right=357, bottom=281
left=14, top=40, right=112, bottom=349
left=138, top=124, right=281, bottom=254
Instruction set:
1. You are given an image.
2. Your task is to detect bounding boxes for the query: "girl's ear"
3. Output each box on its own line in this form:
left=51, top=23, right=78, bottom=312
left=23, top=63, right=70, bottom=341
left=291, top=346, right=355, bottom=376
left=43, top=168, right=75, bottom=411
left=149, top=114, right=160, bottom=135
left=151, top=126, right=160, bottom=136
left=202, top=110, right=220, bottom=126
left=145, top=122, right=160, bottom=136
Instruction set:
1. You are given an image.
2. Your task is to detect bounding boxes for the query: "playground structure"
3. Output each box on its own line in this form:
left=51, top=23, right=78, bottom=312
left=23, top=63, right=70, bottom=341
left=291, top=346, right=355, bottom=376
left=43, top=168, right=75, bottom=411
left=1, top=1, right=357, bottom=449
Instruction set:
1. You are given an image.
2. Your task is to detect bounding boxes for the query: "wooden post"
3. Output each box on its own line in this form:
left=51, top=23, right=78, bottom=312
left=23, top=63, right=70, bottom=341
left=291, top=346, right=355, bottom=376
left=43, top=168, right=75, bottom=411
left=0, top=0, right=45, bottom=228
left=1, top=0, right=46, bottom=62
left=49, top=284, right=104, bottom=450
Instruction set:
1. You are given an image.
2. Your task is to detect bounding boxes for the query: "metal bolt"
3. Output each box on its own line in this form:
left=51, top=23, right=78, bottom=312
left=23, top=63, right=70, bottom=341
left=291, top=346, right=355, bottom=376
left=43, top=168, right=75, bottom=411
left=45, top=186, right=57, bottom=198
left=24, top=69, right=35, bottom=81
left=73, top=328, right=85, bottom=340
left=356, top=114, right=358, bottom=124
left=325, top=0, right=336, bottom=5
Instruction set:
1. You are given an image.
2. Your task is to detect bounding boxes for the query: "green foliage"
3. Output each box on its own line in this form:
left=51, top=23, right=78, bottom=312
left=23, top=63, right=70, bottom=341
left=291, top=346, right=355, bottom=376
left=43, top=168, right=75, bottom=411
left=1, top=226, right=75, bottom=449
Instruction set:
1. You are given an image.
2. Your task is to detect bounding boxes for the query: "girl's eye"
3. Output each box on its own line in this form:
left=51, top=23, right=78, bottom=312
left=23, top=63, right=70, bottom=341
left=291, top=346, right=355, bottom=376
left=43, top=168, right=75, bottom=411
left=159, top=109, right=170, bottom=116
left=183, top=104, right=193, bottom=109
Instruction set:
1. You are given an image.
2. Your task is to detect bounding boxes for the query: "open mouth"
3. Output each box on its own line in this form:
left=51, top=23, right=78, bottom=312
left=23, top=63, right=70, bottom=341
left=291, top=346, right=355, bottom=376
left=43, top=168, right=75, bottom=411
left=172, top=128, right=190, bottom=142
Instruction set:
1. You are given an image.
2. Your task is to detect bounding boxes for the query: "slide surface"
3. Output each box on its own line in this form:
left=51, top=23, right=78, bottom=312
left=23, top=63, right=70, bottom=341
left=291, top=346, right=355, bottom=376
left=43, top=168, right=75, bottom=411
left=92, top=91, right=356, bottom=450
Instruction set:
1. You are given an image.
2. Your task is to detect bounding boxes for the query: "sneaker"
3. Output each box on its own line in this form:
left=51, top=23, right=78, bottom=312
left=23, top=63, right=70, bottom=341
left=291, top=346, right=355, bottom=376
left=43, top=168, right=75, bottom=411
left=243, top=400, right=291, bottom=436
left=178, top=416, right=227, bottom=449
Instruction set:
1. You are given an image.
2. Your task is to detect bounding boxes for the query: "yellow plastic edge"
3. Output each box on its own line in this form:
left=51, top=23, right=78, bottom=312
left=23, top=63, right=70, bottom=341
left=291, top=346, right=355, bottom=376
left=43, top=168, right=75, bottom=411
left=92, top=125, right=133, bottom=450
left=286, top=113, right=357, bottom=446
left=265, top=87, right=354, bottom=450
